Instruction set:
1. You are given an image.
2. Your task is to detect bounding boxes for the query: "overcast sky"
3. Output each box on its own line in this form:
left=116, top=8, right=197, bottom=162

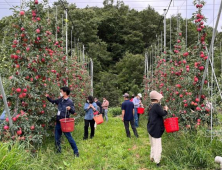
left=0, top=0, right=221, bottom=32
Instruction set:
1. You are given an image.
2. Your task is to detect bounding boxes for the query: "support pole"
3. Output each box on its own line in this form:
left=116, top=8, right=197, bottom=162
left=185, top=0, right=188, bottom=47
left=208, top=57, right=222, bottom=100
left=144, top=53, right=147, bottom=77
left=83, top=45, right=85, bottom=63
left=56, top=5, right=58, bottom=41
left=220, top=41, right=222, bottom=74
left=161, top=32, right=163, bottom=52
left=177, top=6, right=179, bottom=32
left=0, top=76, right=13, bottom=132
left=65, top=9, right=68, bottom=57
left=90, top=58, right=93, bottom=96
left=62, top=14, right=64, bottom=49
left=164, top=9, right=166, bottom=49
left=147, top=52, right=149, bottom=79
left=210, top=0, right=215, bottom=141
left=152, top=45, right=154, bottom=75
left=71, top=26, right=73, bottom=57
left=150, top=50, right=153, bottom=79
left=170, top=16, right=172, bottom=59
left=199, top=0, right=222, bottom=98
left=157, top=35, right=159, bottom=55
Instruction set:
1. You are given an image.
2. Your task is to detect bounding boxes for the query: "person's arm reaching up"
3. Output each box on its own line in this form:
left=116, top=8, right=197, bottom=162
left=45, top=94, right=60, bottom=105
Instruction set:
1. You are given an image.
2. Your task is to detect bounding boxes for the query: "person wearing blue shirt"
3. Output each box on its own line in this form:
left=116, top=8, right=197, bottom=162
left=122, top=93, right=138, bottom=138
left=0, top=110, right=6, bottom=123
left=83, top=96, right=97, bottom=140
left=46, top=87, right=79, bottom=157
left=133, top=93, right=142, bottom=128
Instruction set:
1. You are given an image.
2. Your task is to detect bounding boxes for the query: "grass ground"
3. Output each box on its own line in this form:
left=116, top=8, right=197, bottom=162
left=1, top=110, right=222, bottom=170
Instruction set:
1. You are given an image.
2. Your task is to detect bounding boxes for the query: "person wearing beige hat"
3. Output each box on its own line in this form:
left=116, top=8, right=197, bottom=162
left=147, top=90, right=168, bottom=167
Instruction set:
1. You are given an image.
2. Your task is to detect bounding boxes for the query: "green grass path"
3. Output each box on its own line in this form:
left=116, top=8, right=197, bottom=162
left=1, top=113, right=221, bottom=169
left=38, top=114, right=156, bottom=170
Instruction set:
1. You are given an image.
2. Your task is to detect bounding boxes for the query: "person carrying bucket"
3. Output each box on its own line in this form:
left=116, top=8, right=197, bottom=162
left=83, top=96, right=98, bottom=140
left=45, top=87, right=79, bottom=157
left=147, top=90, right=168, bottom=167
left=121, top=93, right=138, bottom=138
left=133, top=93, right=143, bottom=127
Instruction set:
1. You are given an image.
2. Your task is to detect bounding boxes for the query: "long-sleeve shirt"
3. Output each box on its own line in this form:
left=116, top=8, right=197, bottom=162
left=147, top=103, right=168, bottom=138
left=102, top=100, right=109, bottom=110
left=0, top=110, right=6, bottom=120
left=84, top=102, right=98, bottom=120
left=47, top=97, right=75, bottom=122
left=96, top=101, right=102, bottom=112
left=133, top=97, right=141, bottom=109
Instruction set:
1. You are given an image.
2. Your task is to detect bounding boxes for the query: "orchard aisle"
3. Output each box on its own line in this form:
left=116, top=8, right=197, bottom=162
left=40, top=113, right=155, bottom=170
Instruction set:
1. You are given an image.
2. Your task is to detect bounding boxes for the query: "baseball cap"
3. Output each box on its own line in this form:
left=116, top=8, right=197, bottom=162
left=123, top=93, right=129, bottom=97
left=138, top=93, right=142, bottom=98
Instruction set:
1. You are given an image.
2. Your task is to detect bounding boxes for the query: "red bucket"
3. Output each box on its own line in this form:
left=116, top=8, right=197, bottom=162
left=164, top=117, right=179, bottom=133
left=60, top=118, right=75, bottom=132
left=94, top=114, right=104, bottom=125
left=137, top=108, right=145, bottom=114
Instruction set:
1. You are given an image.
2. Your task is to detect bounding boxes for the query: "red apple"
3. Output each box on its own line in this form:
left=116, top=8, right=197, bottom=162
left=196, top=107, right=201, bottom=111
left=4, top=125, right=9, bottom=130
left=30, top=125, right=35, bottom=130
left=183, top=52, right=189, bottom=57
left=20, top=11, right=25, bottom=16
left=17, top=129, right=22, bottom=135
left=12, top=117, right=17, bottom=122
left=22, top=93, right=27, bottom=98
left=195, top=98, right=200, bottom=102
left=36, top=29, right=40, bottom=34
left=16, top=88, right=22, bottom=93
left=197, top=28, right=202, bottom=32
left=176, top=84, right=182, bottom=88
left=199, top=66, right=204, bottom=71
left=205, top=107, right=210, bottom=112
left=41, top=58, right=46, bottom=63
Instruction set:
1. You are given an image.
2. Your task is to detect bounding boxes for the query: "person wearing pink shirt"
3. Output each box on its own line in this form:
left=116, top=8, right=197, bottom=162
left=102, top=97, right=109, bottom=122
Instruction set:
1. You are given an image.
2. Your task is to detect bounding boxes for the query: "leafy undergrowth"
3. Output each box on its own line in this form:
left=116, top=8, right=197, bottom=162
left=0, top=111, right=222, bottom=170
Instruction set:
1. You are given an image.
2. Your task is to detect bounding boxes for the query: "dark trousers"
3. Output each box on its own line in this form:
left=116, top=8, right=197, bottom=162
left=84, top=119, right=95, bottom=139
left=101, top=109, right=105, bottom=118
left=55, top=123, right=78, bottom=154
left=124, top=120, right=139, bottom=138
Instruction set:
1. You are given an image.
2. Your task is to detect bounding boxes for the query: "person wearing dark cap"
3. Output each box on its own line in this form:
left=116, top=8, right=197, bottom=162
left=121, top=93, right=139, bottom=138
